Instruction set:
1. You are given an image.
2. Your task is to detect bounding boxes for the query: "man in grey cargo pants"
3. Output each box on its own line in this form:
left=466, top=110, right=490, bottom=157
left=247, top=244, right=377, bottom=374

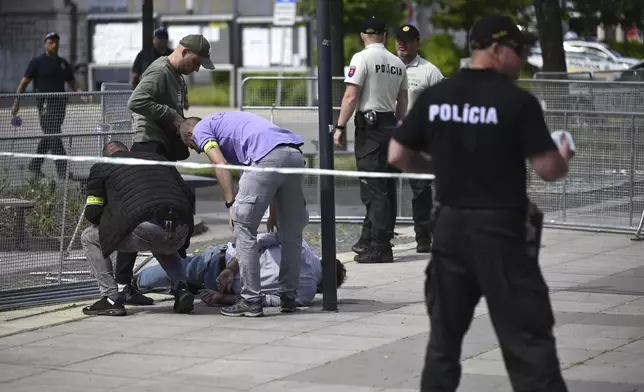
left=179, top=111, right=309, bottom=318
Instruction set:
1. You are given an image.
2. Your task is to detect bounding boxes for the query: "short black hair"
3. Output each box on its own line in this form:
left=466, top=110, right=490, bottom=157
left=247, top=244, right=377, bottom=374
left=184, top=116, right=201, bottom=126
left=317, top=259, right=348, bottom=293
left=102, top=141, right=128, bottom=156
left=336, top=259, right=347, bottom=288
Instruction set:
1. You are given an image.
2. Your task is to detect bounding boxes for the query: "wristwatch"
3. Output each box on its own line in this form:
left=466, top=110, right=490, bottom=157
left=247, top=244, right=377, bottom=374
left=225, top=199, right=235, bottom=208
left=334, top=124, right=346, bottom=132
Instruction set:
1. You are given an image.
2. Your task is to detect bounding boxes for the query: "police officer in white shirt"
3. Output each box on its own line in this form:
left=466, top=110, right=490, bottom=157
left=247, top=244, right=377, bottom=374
left=395, top=24, right=444, bottom=253
left=334, top=17, right=409, bottom=264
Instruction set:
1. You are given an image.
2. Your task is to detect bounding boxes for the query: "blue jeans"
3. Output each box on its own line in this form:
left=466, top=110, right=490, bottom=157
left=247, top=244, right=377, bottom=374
left=137, top=244, right=226, bottom=291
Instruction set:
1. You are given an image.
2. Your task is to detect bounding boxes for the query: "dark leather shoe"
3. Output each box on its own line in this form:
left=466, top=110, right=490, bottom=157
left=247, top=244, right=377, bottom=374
left=351, top=240, right=370, bottom=254
left=355, top=246, right=394, bottom=264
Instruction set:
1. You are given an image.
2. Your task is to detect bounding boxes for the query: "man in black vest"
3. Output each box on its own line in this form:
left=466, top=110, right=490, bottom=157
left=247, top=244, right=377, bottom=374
left=81, top=141, right=196, bottom=316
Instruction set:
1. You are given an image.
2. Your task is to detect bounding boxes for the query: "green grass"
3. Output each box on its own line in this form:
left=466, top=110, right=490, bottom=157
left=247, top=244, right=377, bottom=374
left=187, top=84, right=230, bottom=106
left=179, top=155, right=357, bottom=178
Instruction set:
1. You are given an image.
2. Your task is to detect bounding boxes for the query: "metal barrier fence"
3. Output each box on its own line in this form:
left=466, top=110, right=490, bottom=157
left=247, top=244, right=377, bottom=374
left=0, top=91, right=144, bottom=308
left=1, top=80, right=643, bottom=308
left=239, top=76, right=644, bottom=232
left=535, top=70, right=644, bottom=82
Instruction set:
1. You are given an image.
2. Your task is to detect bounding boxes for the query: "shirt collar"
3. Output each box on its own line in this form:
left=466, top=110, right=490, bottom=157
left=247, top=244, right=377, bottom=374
left=405, top=55, right=421, bottom=68
left=365, top=43, right=385, bottom=49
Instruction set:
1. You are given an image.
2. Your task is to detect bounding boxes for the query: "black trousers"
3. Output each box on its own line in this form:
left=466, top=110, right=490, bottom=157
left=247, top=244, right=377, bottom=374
left=421, top=206, right=567, bottom=392
left=355, top=112, right=398, bottom=248
left=114, top=140, right=184, bottom=286
left=30, top=97, right=68, bottom=176
left=410, top=179, right=433, bottom=243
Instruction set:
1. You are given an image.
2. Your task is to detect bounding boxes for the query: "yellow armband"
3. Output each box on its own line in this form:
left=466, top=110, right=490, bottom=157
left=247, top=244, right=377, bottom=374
left=203, top=140, right=220, bottom=153
left=86, top=196, right=104, bottom=206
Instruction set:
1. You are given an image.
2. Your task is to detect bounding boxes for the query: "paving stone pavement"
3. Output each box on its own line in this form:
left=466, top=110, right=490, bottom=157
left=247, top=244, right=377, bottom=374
left=1, top=229, right=644, bottom=392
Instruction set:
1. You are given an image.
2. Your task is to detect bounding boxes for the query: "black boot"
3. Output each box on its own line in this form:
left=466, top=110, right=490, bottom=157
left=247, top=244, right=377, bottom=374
left=119, top=282, right=154, bottom=306
left=351, top=239, right=370, bottom=254
left=355, top=244, right=394, bottom=264
left=416, top=238, right=432, bottom=253
left=172, top=282, right=195, bottom=314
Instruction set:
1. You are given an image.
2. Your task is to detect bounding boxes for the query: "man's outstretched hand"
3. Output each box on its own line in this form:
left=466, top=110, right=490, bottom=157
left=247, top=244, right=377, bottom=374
left=199, top=289, right=223, bottom=306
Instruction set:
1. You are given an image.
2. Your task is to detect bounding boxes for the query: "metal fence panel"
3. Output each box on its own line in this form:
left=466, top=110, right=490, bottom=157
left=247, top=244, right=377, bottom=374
left=1, top=81, right=644, bottom=306
left=0, top=91, right=135, bottom=298
left=240, top=76, right=644, bottom=232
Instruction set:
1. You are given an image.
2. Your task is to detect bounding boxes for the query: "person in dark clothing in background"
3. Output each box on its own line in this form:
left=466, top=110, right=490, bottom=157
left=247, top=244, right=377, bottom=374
left=11, top=32, right=84, bottom=179
left=81, top=141, right=196, bottom=316
left=130, top=27, right=173, bottom=89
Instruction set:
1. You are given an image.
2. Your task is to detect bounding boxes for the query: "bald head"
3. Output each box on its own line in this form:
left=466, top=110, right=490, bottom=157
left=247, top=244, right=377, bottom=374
left=103, top=141, right=128, bottom=156
left=178, top=116, right=202, bottom=150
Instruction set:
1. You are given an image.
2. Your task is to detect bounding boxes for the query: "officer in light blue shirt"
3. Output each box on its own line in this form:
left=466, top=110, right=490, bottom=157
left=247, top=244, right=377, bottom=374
left=178, top=111, right=309, bottom=318
left=135, top=232, right=347, bottom=308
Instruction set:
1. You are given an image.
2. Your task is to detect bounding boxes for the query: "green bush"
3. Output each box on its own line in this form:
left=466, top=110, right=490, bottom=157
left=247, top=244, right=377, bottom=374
left=606, top=41, right=644, bottom=61
left=187, top=84, right=231, bottom=106
left=418, top=34, right=465, bottom=77
left=0, top=174, right=87, bottom=239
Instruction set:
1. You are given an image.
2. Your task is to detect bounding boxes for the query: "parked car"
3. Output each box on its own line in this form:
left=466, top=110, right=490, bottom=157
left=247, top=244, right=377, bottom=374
left=527, top=46, right=630, bottom=73
left=563, top=40, right=641, bottom=67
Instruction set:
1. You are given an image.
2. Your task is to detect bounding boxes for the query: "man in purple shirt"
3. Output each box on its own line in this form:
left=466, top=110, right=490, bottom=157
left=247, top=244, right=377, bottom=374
left=179, top=111, right=309, bottom=317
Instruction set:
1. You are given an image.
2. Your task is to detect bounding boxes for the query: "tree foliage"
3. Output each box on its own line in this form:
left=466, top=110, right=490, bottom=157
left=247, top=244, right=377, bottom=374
left=429, top=0, right=534, bottom=54
left=430, top=0, right=534, bottom=32
left=569, top=0, right=644, bottom=30
left=297, top=0, right=432, bottom=35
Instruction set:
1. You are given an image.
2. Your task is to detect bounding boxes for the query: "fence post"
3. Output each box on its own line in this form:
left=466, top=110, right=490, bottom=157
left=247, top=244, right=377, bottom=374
left=630, top=114, right=636, bottom=227
left=57, top=136, right=73, bottom=284
left=397, top=177, right=403, bottom=218
left=270, top=103, right=276, bottom=123
left=562, top=111, right=568, bottom=223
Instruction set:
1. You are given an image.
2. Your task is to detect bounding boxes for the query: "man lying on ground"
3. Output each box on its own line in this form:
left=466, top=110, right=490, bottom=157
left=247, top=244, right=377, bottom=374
left=134, top=231, right=347, bottom=307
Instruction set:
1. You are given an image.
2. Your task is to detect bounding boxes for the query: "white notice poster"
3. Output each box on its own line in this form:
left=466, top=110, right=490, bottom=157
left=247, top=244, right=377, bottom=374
left=242, top=28, right=270, bottom=67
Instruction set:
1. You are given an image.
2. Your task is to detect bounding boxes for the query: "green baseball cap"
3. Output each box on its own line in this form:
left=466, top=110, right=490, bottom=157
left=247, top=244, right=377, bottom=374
left=179, top=34, right=215, bottom=70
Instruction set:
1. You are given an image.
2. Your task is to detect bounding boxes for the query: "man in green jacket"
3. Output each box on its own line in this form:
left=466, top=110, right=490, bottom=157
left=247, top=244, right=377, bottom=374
left=118, top=34, right=215, bottom=306
left=127, top=34, right=215, bottom=162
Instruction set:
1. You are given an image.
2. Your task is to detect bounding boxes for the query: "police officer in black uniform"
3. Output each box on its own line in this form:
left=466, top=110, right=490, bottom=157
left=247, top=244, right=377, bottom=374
left=11, top=32, right=83, bottom=179
left=130, top=27, right=173, bottom=89
left=335, top=17, right=408, bottom=264
left=388, top=15, right=572, bottom=392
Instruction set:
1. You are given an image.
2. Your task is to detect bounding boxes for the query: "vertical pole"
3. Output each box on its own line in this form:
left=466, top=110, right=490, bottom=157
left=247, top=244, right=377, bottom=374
left=57, top=136, right=73, bottom=284
left=629, top=114, right=636, bottom=227
left=142, top=0, right=155, bottom=70
left=562, top=111, right=568, bottom=222
left=316, top=0, right=337, bottom=311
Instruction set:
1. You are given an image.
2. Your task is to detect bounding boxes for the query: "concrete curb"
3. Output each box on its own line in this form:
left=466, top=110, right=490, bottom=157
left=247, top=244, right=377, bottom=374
left=0, top=240, right=420, bottom=337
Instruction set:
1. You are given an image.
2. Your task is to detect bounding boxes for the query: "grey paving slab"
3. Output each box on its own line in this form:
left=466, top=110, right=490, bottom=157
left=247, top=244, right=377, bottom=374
left=112, top=378, right=243, bottom=392
left=1, top=230, right=644, bottom=392
left=1, top=369, right=138, bottom=392
left=156, top=358, right=316, bottom=390
left=0, top=364, right=45, bottom=383
left=0, top=344, right=113, bottom=368
left=576, top=313, right=644, bottom=327
left=62, top=353, right=208, bottom=379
